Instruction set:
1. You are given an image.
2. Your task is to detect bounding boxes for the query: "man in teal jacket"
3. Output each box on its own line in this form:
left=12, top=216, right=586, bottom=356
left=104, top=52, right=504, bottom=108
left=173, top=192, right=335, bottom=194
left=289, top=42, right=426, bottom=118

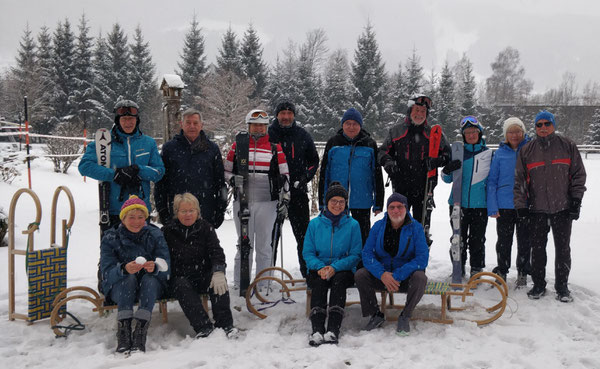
left=355, top=193, right=429, bottom=335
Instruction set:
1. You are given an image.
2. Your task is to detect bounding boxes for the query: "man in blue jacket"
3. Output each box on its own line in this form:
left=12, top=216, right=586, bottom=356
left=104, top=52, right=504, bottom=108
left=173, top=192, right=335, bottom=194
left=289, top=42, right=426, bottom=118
left=79, top=99, right=165, bottom=233
left=154, top=109, right=227, bottom=228
left=355, top=193, right=429, bottom=335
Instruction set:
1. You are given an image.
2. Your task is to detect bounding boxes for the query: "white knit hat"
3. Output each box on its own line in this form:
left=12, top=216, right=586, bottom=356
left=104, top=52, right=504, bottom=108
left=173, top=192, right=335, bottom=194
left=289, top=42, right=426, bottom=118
left=503, top=117, right=526, bottom=139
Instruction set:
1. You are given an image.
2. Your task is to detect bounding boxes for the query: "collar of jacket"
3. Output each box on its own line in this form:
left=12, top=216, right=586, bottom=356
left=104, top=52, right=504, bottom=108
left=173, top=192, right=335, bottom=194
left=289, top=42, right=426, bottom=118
left=336, top=128, right=370, bottom=144
left=173, top=218, right=203, bottom=235
left=383, top=211, right=412, bottom=229
left=112, top=125, right=141, bottom=143
left=273, top=118, right=297, bottom=132
left=118, top=223, right=147, bottom=242
left=249, top=134, right=271, bottom=146
left=464, top=141, right=486, bottom=152
left=536, top=132, right=556, bottom=146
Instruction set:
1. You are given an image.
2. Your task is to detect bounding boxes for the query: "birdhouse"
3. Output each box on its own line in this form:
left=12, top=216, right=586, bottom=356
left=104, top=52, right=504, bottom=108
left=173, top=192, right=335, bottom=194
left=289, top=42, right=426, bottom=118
left=160, top=74, right=184, bottom=98
left=160, top=74, right=185, bottom=142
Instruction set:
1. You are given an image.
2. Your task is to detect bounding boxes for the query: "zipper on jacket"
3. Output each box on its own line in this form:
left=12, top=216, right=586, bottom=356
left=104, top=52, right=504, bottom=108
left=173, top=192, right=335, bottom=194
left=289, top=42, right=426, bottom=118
left=329, top=226, right=335, bottom=264
left=292, top=143, right=295, bottom=159
left=400, top=236, right=412, bottom=257
left=127, top=137, right=132, bottom=166
left=347, top=144, right=356, bottom=202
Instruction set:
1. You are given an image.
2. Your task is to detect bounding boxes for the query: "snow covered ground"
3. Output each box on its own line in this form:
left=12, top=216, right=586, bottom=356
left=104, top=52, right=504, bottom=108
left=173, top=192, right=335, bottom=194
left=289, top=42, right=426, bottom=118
left=1, top=144, right=600, bottom=369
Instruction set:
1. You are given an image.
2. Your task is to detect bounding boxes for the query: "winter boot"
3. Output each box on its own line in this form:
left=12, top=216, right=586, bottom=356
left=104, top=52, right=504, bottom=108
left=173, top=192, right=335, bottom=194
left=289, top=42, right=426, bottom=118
left=115, top=318, right=132, bottom=353
left=556, top=288, right=574, bottom=303
left=308, top=332, right=324, bottom=347
left=309, top=307, right=327, bottom=336
left=396, top=312, right=410, bottom=336
left=224, top=326, right=240, bottom=340
left=323, top=331, right=338, bottom=344
left=195, top=324, right=214, bottom=339
left=491, top=267, right=507, bottom=284
left=324, top=306, right=344, bottom=343
left=527, top=285, right=547, bottom=300
left=364, top=311, right=385, bottom=331
left=131, top=318, right=149, bottom=352
left=515, top=273, right=528, bottom=289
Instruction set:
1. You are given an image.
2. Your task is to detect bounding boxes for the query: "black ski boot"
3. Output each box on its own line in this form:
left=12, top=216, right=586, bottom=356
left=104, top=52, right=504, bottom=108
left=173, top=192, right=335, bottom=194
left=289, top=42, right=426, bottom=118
left=131, top=318, right=149, bottom=352
left=115, top=318, right=132, bottom=354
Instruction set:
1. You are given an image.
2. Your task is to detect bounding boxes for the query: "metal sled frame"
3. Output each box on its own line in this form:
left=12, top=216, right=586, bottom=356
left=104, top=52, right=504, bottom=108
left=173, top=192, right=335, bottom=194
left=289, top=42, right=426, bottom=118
left=8, top=186, right=75, bottom=323
left=246, top=268, right=508, bottom=326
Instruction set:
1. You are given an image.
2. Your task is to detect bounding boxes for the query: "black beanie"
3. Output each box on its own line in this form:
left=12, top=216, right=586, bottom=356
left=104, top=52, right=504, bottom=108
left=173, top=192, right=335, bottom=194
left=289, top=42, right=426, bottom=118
left=387, top=193, right=408, bottom=209
left=275, top=101, right=296, bottom=116
left=325, top=181, right=348, bottom=204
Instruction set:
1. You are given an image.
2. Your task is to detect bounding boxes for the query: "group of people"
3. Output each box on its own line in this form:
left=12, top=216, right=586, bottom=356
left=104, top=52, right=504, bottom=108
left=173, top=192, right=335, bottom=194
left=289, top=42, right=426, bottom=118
left=78, top=93, right=586, bottom=351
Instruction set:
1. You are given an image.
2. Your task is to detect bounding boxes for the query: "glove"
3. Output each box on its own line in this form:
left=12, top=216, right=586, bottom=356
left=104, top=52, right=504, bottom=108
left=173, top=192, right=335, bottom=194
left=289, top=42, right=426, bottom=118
left=209, top=271, right=228, bottom=296
left=516, top=208, right=529, bottom=219
left=113, top=165, right=140, bottom=188
left=213, top=211, right=225, bottom=228
left=293, top=175, right=308, bottom=192
left=569, top=198, right=581, bottom=221
left=383, top=161, right=398, bottom=175
left=427, top=157, right=445, bottom=170
left=276, top=199, right=289, bottom=222
left=442, top=159, right=462, bottom=175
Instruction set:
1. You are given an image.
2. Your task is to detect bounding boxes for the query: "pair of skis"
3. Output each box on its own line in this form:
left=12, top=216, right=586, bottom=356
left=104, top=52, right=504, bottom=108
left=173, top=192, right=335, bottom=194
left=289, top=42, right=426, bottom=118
left=234, top=131, right=252, bottom=297
left=95, top=128, right=112, bottom=240
left=422, top=124, right=442, bottom=247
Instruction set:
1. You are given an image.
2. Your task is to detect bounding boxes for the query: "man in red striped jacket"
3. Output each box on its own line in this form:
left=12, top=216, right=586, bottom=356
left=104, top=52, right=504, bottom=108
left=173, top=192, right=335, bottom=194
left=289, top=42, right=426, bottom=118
left=224, top=109, right=290, bottom=289
left=514, top=110, right=586, bottom=303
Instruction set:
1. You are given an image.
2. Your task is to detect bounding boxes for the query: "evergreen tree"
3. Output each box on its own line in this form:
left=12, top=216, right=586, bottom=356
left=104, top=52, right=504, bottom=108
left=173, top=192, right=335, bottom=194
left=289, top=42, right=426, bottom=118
left=389, top=63, right=408, bottom=122
left=454, top=54, right=477, bottom=118
left=240, top=24, right=267, bottom=99
left=485, top=46, right=533, bottom=105
left=586, top=108, right=600, bottom=145
left=91, top=32, right=113, bottom=130
left=34, top=26, right=55, bottom=133
left=423, top=68, right=438, bottom=122
left=70, top=14, right=96, bottom=130
left=51, top=19, right=77, bottom=123
left=321, top=49, right=352, bottom=140
left=404, top=47, right=424, bottom=97
left=265, top=41, right=299, bottom=113
left=350, top=23, right=387, bottom=137
left=129, top=25, right=160, bottom=135
left=436, top=61, right=459, bottom=136
left=216, top=25, right=243, bottom=76
left=177, top=15, right=207, bottom=109
left=105, top=23, right=131, bottom=103
left=11, top=24, right=37, bottom=103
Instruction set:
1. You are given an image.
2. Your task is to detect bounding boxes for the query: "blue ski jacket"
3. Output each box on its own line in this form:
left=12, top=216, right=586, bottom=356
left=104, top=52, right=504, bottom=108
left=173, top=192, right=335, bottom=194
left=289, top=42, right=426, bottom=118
left=302, top=212, right=362, bottom=273
left=487, top=138, right=530, bottom=216
left=99, top=224, right=171, bottom=295
left=79, top=127, right=164, bottom=215
left=442, top=142, right=492, bottom=208
left=318, top=129, right=384, bottom=211
left=362, top=213, right=429, bottom=282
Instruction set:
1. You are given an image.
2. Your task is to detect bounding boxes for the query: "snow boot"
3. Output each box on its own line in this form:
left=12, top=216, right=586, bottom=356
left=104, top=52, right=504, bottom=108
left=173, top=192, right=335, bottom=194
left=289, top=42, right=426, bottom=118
left=131, top=318, right=149, bottom=352
left=309, top=307, right=326, bottom=337
left=323, top=331, right=338, bottom=344
left=491, top=267, right=506, bottom=283
left=556, top=289, right=573, bottom=303
left=195, top=323, right=214, bottom=339
left=364, top=311, right=385, bottom=331
left=396, top=312, right=410, bottom=336
left=515, top=273, right=528, bottom=289
left=324, top=306, right=344, bottom=342
left=115, top=318, right=132, bottom=354
left=527, top=285, right=547, bottom=300
left=308, top=332, right=324, bottom=347
left=225, top=326, right=240, bottom=340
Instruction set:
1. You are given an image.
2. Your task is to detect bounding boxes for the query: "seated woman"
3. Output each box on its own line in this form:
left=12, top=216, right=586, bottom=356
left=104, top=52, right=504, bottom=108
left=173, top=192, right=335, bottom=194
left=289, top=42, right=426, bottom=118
left=162, top=192, right=238, bottom=339
left=303, top=182, right=362, bottom=346
left=100, top=195, right=170, bottom=354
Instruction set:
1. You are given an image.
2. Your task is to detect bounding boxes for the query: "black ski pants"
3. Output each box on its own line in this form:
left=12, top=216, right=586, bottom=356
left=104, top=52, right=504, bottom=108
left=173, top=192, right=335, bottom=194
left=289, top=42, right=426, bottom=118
left=170, top=274, right=233, bottom=333
left=288, top=188, right=310, bottom=278
left=495, top=209, right=531, bottom=276
left=449, top=207, right=487, bottom=273
left=406, top=192, right=425, bottom=227
left=528, top=210, right=572, bottom=292
left=349, top=208, right=371, bottom=247
left=354, top=267, right=427, bottom=319
left=307, top=270, right=354, bottom=335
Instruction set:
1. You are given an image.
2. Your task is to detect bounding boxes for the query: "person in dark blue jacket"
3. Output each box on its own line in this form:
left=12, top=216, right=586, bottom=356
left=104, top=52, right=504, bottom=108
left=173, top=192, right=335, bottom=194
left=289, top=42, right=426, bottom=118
left=100, top=196, right=170, bottom=354
left=442, top=116, right=492, bottom=277
left=268, top=101, right=320, bottom=278
left=155, top=109, right=227, bottom=228
left=318, top=108, right=384, bottom=245
left=355, top=193, right=429, bottom=336
left=79, top=99, right=164, bottom=234
left=487, top=117, right=531, bottom=286
left=303, top=182, right=362, bottom=346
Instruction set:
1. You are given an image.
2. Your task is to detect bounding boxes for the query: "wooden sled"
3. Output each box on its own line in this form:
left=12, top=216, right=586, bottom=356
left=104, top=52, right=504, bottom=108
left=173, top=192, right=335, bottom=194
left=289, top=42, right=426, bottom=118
left=245, top=267, right=508, bottom=326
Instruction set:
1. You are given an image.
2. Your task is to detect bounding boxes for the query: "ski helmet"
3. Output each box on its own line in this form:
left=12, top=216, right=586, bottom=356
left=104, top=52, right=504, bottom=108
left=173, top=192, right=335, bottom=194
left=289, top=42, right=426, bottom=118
left=407, top=93, right=432, bottom=111
left=460, top=115, right=484, bottom=143
left=245, top=109, right=270, bottom=125
left=113, top=99, right=140, bottom=128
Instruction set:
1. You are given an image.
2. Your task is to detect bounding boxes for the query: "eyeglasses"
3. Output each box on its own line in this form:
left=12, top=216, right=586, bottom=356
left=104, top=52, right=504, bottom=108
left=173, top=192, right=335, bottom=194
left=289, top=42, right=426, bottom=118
left=178, top=209, right=197, bottom=215
left=460, top=116, right=479, bottom=127
left=250, top=111, right=268, bottom=119
left=535, top=121, right=553, bottom=128
left=328, top=199, right=345, bottom=206
left=115, top=106, right=138, bottom=116
left=413, top=96, right=432, bottom=109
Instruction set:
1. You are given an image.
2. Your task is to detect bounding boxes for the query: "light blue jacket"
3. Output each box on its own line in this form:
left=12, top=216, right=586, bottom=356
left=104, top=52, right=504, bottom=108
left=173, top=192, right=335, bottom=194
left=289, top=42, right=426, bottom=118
left=442, top=142, right=492, bottom=208
left=362, top=213, right=429, bottom=282
left=79, top=127, right=164, bottom=215
left=302, top=213, right=362, bottom=273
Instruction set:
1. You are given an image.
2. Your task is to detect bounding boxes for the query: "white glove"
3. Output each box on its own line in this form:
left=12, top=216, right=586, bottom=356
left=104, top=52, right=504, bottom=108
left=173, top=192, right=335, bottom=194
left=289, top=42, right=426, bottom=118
left=209, top=271, right=228, bottom=296
left=155, top=257, right=169, bottom=272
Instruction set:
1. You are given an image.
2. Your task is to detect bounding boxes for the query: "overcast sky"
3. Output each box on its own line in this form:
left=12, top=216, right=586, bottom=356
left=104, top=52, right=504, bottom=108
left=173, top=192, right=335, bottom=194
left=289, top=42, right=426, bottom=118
left=1, top=0, right=600, bottom=94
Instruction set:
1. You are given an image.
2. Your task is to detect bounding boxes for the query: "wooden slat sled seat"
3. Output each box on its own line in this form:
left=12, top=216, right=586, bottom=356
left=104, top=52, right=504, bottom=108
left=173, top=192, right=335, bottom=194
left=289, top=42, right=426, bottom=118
left=246, top=268, right=508, bottom=326
left=50, top=285, right=209, bottom=337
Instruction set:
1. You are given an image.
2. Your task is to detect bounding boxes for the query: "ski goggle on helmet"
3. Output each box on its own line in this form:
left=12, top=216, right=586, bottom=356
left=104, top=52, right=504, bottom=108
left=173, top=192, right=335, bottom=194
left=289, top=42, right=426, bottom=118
left=408, top=94, right=432, bottom=110
left=460, top=116, right=484, bottom=132
left=114, top=100, right=139, bottom=116
left=245, top=109, right=270, bottom=125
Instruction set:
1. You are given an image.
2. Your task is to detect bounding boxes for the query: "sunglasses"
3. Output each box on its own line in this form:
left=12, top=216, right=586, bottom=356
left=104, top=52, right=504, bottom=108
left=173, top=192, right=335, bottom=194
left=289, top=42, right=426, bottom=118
left=460, top=116, right=479, bottom=127
left=115, top=106, right=139, bottom=116
left=535, top=121, right=553, bottom=128
left=414, top=96, right=432, bottom=109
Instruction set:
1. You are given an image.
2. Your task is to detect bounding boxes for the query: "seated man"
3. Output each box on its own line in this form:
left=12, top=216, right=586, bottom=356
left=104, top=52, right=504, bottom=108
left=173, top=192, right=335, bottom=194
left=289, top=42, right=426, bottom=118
left=354, top=193, right=429, bottom=335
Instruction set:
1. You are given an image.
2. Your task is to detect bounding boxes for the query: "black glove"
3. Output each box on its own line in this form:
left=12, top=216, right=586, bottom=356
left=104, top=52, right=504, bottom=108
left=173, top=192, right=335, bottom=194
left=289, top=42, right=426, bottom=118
left=569, top=198, right=581, bottom=221
left=276, top=192, right=291, bottom=222
left=213, top=211, right=225, bottom=228
left=383, top=161, right=398, bottom=175
left=442, top=159, right=462, bottom=175
left=113, top=165, right=140, bottom=188
left=427, top=157, right=445, bottom=170
left=516, top=208, right=529, bottom=219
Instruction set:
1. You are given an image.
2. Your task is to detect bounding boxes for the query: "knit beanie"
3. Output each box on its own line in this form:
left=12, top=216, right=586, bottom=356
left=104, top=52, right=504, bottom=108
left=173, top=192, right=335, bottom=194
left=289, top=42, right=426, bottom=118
left=119, top=195, right=149, bottom=220
left=386, top=193, right=408, bottom=209
left=274, top=101, right=296, bottom=117
left=341, top=108, right=363, bottom=127
left=534, top=110, right=556, bottom=127
left=325, top=181, right=348, bottom=204
left=502, top=117, right=526, bottom=139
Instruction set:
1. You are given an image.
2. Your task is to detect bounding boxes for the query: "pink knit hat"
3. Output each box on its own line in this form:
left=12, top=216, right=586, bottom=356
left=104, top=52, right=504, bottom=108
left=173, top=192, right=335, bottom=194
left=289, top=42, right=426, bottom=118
left=119, top=195, right=149, bottom=220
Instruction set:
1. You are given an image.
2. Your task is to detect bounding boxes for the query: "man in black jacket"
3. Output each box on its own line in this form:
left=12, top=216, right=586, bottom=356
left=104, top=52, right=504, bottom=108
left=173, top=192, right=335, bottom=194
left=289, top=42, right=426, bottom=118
left=268, top=101, right=320, bottom=278
left=155, top=109, right=228, bottom=228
